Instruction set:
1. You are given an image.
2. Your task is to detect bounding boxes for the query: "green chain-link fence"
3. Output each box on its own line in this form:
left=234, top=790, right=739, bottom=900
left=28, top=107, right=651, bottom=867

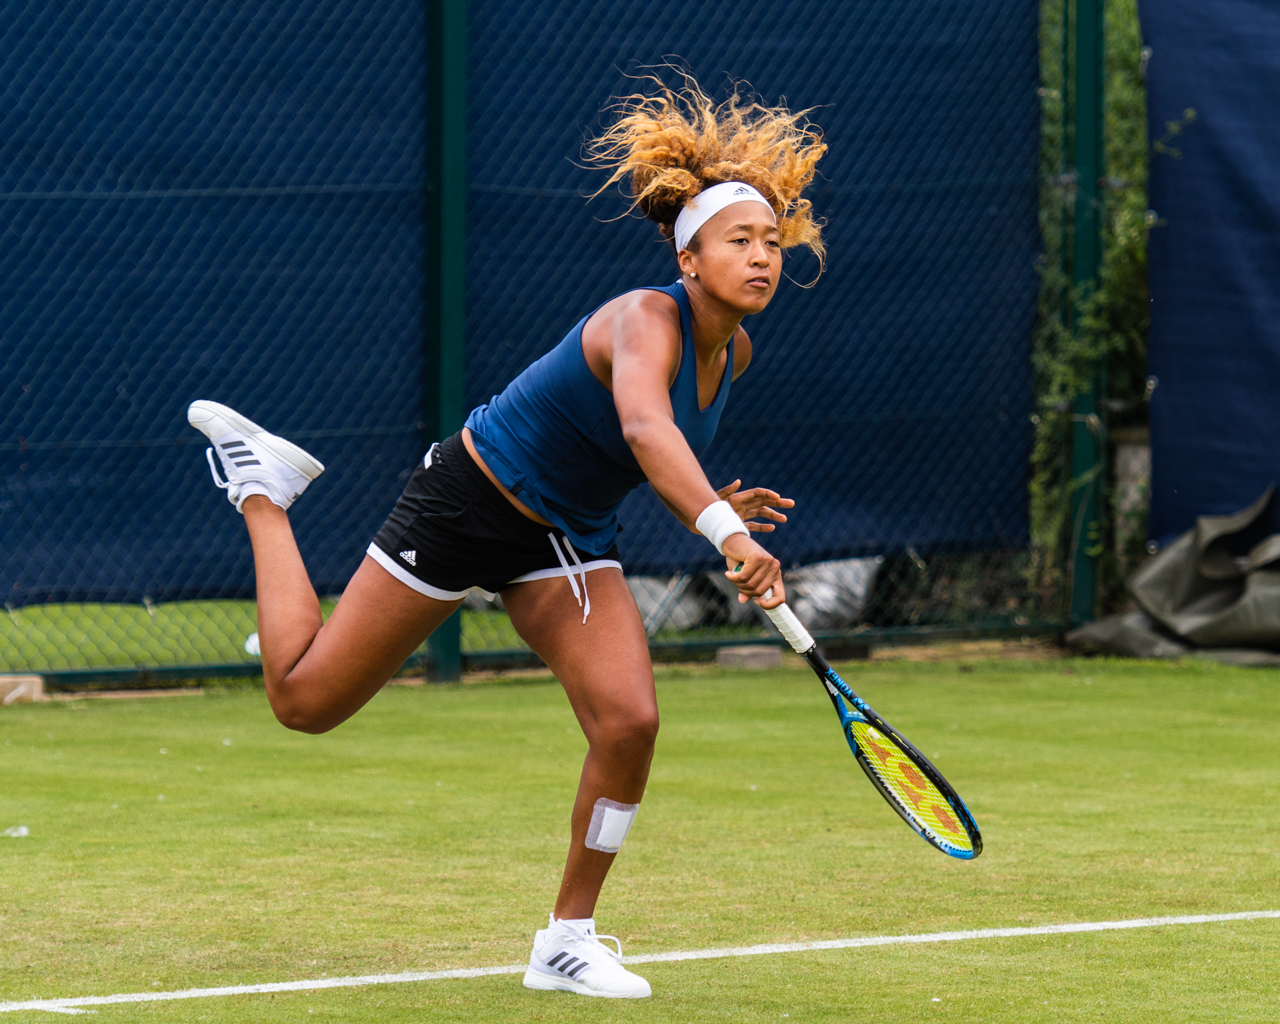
left=0, top=0, right=1130, bottom=687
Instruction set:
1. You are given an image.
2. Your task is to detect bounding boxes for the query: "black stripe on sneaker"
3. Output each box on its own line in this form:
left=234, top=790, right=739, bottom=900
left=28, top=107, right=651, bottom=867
left=566, top=961, right=589, bottom=979
left=546, top=952, right=568, bottom=968
left=557, top=957, right=579, bottom=974
left=233, top=459, right=261, bottom=466
left=220, top=441, right=248, bottom=449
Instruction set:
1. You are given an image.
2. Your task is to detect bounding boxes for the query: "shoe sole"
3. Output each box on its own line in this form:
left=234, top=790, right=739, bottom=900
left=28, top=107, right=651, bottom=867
left=188, top=400, right=325, bottom=479
left=522, top=967, right=650, bottom=999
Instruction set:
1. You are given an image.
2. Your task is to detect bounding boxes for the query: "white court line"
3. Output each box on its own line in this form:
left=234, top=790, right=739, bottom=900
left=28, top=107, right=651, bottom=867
left=3, top=910, right=1277, bottom=1015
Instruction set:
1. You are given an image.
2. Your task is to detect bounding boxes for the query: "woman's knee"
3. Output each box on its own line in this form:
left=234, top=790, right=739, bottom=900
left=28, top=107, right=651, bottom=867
left=595, top=704, right=660, bottom=757
left=265, top=675, right=343, bottom=735
left=270, top=697, right=333, bottom=735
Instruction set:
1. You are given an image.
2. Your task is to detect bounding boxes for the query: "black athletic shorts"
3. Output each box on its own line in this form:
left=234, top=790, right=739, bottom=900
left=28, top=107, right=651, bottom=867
left=368, top=432, right=622, bottom=600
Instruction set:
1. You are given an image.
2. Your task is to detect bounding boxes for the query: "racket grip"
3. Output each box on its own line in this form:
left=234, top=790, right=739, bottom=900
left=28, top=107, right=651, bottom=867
left=765, top=603, right=816, bottom=655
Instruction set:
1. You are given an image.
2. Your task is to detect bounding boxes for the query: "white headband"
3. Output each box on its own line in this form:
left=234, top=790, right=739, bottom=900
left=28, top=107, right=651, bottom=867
left=673, top=181, right=776, bottom=253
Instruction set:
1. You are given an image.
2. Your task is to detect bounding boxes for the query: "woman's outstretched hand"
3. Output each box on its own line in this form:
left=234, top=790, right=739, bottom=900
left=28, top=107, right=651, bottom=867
left=715, top=479, right=794, bottom=533
left=722, top=532, right=785, bottom=609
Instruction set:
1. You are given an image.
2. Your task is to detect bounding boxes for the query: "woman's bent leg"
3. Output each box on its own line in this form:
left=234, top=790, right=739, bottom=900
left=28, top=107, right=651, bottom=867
left=243, top=495, right=461, bottom=733
left=502, top=568, right=657, bottom=920
left=243, top=496, right=325, bottom=687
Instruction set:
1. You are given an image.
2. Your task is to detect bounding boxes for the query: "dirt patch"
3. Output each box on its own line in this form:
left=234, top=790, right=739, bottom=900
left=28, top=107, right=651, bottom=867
left=869, top=638, right=1064, bottom=663
left=51, top=687, right=205, bottom=701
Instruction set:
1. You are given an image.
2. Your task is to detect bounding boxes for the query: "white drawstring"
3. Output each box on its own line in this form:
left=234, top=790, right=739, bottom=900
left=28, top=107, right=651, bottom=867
left=548, top=533, right=590, bottom=624
left=563, top=538, right=590, bottom=623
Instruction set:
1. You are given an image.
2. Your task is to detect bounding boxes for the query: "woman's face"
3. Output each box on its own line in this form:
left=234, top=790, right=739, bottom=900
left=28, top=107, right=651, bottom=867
left=678, top=203, right=781, bottom=314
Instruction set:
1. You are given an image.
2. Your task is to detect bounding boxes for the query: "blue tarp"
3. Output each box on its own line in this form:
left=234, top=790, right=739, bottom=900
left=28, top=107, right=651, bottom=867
left=467, top=0, right=1041, bottom=575
left=0, top=2, right=428, bottom=604
left=1143, top=0, right=1280, bottom=545
left=1, top=0, right=1040, bottom=603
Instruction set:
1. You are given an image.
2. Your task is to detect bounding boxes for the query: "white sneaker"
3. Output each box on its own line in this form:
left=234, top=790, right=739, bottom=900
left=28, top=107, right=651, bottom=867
left=523, top=914, right=651, bottom=998
left=187, top=400, right=324, bottom=513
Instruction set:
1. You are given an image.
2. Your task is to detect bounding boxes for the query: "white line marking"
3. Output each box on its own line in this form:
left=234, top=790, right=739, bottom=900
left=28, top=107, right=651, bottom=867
left=3, top=910, right=1276, bottom=1014
left=623, top=909, right=1280, bottom=963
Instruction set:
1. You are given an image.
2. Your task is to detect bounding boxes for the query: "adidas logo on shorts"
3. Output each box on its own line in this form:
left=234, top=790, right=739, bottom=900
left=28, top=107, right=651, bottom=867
left=400, top=549, right=417, bottom=566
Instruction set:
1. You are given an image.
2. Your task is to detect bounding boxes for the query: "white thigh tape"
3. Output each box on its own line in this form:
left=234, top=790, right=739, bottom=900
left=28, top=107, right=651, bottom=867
left=584, top=797, right=639, bottom=853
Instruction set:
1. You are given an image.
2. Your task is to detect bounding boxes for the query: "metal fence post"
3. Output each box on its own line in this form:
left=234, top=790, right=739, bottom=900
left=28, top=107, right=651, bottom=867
left=1068, top=0, right=1105, bottom=625
left=424, top=0, right=467, bottom=680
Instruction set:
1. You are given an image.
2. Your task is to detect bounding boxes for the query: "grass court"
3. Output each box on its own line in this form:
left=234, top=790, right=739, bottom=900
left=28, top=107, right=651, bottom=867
left=2, top=655, right=1278, bottom=1021
left=0, top=601, right=525, bottom=677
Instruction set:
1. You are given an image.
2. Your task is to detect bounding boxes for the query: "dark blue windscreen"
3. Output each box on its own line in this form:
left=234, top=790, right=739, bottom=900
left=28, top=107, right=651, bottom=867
left=1143, top=0, right=1280, bottom=544
left=0, top=2, right=426, bottom=603
left=1, top=0, right=1039, bottom=604
left=467, top=0, right=1040, bottom=575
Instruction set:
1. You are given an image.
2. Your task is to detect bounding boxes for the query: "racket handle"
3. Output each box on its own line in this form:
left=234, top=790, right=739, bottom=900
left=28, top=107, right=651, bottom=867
left=764, top=603, right=816, bottom=655
left=730, top=562, right=816, bottom=654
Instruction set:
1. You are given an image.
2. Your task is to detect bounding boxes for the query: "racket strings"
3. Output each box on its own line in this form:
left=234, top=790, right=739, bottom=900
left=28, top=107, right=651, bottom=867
left=850, top=720, right=973, bottom=854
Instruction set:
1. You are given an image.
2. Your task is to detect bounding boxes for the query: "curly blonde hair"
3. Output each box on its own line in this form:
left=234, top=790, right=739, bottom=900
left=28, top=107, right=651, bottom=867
left=587, top=72, right=828, bottom=268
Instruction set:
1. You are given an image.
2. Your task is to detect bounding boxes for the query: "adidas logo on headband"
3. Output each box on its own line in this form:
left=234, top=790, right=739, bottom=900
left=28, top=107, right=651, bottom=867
left=673, top=181, right=776, bottom=253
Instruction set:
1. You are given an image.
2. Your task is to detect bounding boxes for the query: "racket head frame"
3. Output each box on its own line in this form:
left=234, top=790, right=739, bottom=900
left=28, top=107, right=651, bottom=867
left=804, top=647, right=983, bottom=860
left=731, top=568, right=982, bottom=859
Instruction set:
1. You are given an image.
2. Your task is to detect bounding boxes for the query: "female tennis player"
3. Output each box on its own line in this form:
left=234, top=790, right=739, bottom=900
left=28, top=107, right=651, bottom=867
left=187, top=77, right=826, bottom=999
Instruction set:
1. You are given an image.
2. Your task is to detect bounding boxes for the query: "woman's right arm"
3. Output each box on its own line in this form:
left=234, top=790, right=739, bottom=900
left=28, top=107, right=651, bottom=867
left=603, top=295, right=786, bottom=607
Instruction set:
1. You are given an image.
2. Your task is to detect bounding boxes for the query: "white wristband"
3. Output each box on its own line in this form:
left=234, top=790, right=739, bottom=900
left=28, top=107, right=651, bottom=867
left=695, top=500, right=750, bottom=555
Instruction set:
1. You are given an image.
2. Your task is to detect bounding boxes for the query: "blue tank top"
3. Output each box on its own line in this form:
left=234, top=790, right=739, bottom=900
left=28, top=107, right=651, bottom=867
left=464, top=281, right=733, bottom=555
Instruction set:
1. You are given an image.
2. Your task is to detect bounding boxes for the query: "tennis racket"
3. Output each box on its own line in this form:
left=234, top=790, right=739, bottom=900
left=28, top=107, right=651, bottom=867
left=742, top=576, right=982, bottom=859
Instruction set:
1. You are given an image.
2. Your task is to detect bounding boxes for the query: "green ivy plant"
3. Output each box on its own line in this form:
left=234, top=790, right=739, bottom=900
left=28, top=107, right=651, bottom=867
left=1031, top=0, right=1150, bottom=617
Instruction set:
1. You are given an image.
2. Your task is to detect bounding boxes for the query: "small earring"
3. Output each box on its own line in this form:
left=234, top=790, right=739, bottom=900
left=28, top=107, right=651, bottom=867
left=690, top=271, right=696, bottom=278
